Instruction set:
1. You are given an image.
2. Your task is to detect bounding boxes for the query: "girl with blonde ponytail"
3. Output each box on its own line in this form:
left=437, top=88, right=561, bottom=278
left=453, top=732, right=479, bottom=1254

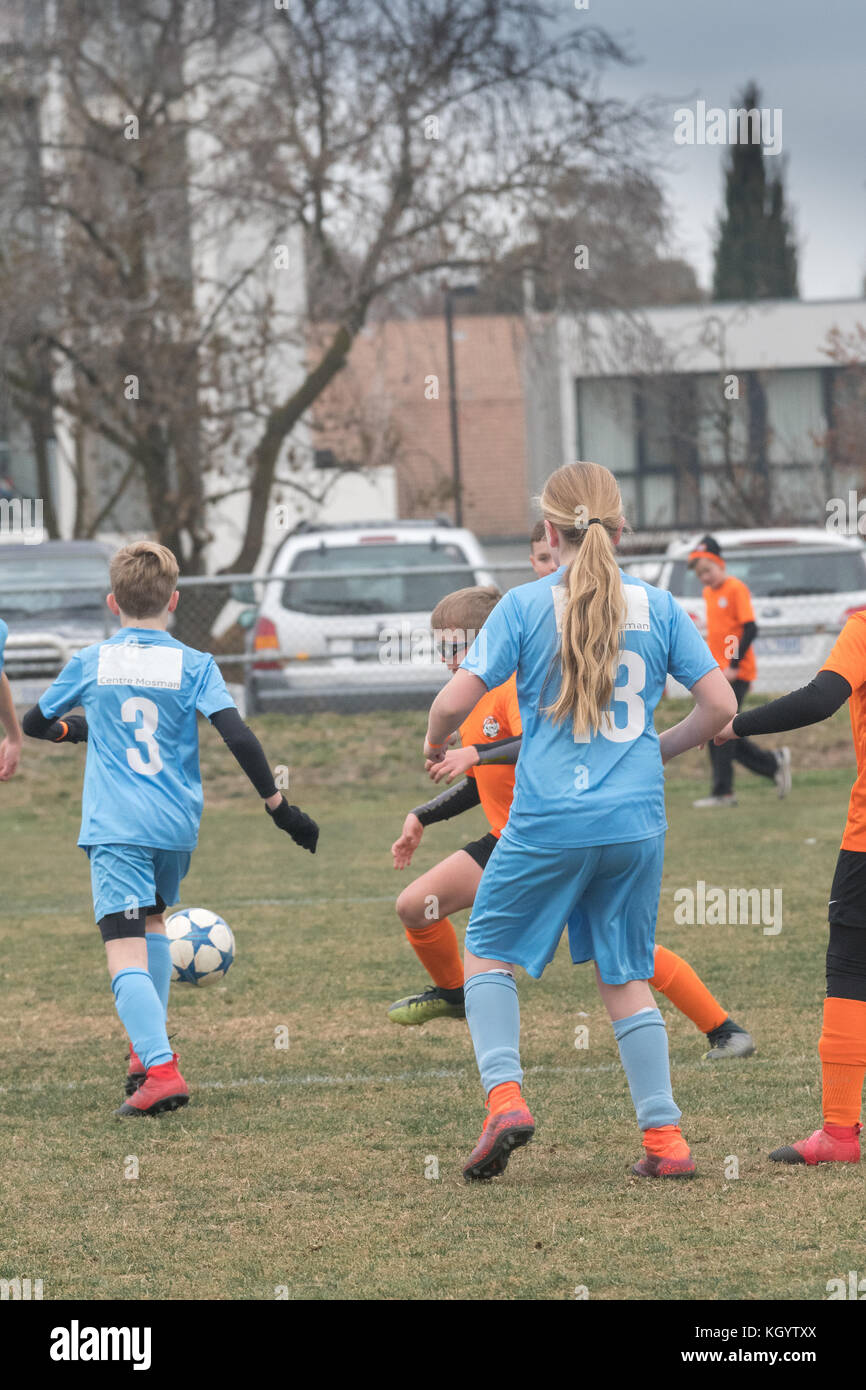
left=539, top=461, right=627, bottom=737
left=424, top=461, right=738, bottom=1183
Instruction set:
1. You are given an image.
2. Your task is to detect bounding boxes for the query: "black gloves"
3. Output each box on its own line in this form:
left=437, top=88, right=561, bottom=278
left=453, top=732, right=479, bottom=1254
left=53, top=715, right=89, bottom=743
left=266, top=795, right=319, bottom=854
left=22, top=706, right=89, bottom=743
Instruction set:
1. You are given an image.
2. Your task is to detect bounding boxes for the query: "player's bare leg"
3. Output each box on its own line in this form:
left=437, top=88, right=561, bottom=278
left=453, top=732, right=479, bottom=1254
left=388, top=850, right=483, bottom=1025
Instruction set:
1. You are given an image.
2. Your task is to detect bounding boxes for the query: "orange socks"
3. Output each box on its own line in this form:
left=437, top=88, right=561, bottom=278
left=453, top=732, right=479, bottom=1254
left=651, top=944, right=728, bottom=1035
left=487, top=1080, right=524, bottom=1116
left=643, top=1124, right=691, bottom=1159
left=819, top=997, right=866, bottom=1126
left=405, top=919, right=463, bottom=992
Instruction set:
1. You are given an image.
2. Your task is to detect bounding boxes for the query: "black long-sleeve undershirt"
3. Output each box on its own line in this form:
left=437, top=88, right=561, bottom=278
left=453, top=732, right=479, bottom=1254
left=729, top=619, right=757, bottom=669
left=411, top=777, right=481, bottom=826
left=209, top=706, right=278, bottom=798
left=22, top=701, right=279, bottom=804
left=22, top=705, right=88, bottom=742
left=472, top=734, right=522, bottom=766
left=732, top=669, right=852, bottom=737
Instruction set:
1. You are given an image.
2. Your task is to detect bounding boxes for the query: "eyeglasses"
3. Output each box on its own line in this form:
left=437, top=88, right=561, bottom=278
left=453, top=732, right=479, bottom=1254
left=437, top=639, right=469, bottom=660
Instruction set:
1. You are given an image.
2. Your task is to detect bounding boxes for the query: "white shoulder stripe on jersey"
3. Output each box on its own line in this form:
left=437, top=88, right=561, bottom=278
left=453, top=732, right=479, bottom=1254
left=551, top=580, right=651, bottom=634
left=622, top=584, right=650, bottom=631
left=98, top=641, right=183, bottom=689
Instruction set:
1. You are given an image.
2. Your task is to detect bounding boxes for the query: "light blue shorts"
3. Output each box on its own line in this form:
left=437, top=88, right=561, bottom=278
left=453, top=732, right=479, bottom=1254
left=85, top=844, right=191, bottom=924
left=464, top=829, right=666, bottom=983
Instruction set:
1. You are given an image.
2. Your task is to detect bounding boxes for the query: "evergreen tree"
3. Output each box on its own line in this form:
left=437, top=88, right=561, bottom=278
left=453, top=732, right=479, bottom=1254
left=712, top=83, right=798, bottom=301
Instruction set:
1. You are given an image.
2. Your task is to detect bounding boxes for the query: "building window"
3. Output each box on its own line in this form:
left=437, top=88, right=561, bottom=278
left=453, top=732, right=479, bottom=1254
left=575, top=378, right=636, bottom=475
left=575, top=366, right=834, bottom=529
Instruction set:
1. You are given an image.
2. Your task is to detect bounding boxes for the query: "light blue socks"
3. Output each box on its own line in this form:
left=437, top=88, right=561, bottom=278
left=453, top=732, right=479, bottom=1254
left=145, top=932, right=172, bottom=1016
left=613, top=1007, right=681, bottom=1130
left=465, top=978, right=679, bottom=1128
left=112, top=968, right=173, bottom=1070
left=464, top=971, right=523, bottom=1096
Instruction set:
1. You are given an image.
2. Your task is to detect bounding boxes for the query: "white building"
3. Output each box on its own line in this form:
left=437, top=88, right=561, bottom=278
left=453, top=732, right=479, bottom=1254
left=524, top=298, right=866, bottom=531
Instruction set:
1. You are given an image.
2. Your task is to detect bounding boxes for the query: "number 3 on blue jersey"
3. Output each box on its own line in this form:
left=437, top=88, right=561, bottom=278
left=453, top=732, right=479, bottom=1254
left=573, top=651, right=646, bottom=744
left=122, top=696, right=164, bottom=775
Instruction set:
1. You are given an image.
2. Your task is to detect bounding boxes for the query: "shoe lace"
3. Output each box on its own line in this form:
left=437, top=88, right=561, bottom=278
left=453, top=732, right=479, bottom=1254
left=410, top=987, right=445, bottom=1003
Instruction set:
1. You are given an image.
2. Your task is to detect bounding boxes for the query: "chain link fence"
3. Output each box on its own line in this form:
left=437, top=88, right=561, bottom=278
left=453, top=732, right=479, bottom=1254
left=2, top=552, right=862, bottom=713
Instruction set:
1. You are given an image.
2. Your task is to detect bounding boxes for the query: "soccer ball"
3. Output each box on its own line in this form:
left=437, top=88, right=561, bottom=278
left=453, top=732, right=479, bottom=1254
left=166, top=908, right=235, bottom=986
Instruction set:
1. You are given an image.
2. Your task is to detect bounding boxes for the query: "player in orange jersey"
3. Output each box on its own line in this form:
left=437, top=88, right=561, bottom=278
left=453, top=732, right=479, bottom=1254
left=715, top=610, right=866, bottom=1163
left=389, top=580, right=755, bottom=1060
left=0, top=616, right=22, bottom=780
left=689, top=535, right=791, bottom=808
left=389, top=586, right=521, bottom=1024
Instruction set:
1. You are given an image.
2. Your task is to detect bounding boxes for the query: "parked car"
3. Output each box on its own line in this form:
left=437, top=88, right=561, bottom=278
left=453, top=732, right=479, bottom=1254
left=0, top=539, right=116, bottom=684
left=243, top=519, right=497, bottom=713
left=655, top=528, right=866, bottom=694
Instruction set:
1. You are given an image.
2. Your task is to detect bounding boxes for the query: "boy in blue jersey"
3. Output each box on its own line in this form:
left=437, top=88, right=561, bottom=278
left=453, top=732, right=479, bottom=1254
left=0, top=616, right=23, bottom=780
left=22, top=541, right=318, bottom=1118
left=424, top=463, right=737, bottom=1180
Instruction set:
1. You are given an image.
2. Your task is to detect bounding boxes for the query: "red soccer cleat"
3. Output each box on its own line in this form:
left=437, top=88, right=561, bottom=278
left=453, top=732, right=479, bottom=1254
left=125, top=1044, right=146, bottom=1097
left=115, top=1053, right=189, bottom=1118
left=770, top=1123, right=862, bottom=1165
left=463, top=1103, right=535, bottom=1181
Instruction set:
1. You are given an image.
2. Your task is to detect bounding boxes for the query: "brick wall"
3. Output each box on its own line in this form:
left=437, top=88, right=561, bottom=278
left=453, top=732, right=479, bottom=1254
left=311, top=314, right=532, bottom=539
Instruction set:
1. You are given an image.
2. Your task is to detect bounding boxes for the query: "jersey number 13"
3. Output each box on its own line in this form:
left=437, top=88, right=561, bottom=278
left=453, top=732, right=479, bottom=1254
left=573, top=651, right=646, bottom=744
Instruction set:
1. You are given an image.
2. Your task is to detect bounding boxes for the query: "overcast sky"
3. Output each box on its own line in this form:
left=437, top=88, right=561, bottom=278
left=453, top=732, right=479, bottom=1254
left=590, top=0, right=865, bottom=300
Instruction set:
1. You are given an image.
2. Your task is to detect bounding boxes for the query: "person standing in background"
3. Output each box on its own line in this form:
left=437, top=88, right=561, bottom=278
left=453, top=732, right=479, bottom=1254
left=0, top=616, right=22, bottom=780
left=688, top=535, right=791, bottom=808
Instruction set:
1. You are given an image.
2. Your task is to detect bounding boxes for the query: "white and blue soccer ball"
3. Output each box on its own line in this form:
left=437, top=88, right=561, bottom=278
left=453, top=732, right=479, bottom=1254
left=166, top=908, right=236, bottom=986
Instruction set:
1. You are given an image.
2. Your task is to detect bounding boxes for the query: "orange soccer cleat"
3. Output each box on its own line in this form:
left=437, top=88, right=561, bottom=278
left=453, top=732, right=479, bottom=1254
left=632, top=1124, right=696, bottom=1178
left=463, top=1083, right=535, bottom=1181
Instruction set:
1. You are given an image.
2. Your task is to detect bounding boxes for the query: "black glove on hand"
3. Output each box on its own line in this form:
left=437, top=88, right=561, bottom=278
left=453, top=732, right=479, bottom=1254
left=266, top=795, right=319, bottom=854
left=53, top=715, right=89, bottom=743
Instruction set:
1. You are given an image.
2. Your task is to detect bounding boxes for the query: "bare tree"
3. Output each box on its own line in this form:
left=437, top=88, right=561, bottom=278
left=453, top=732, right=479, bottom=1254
left=819, top=323, right=866, bottom=484
left=1, top=0, right=654, bottom=594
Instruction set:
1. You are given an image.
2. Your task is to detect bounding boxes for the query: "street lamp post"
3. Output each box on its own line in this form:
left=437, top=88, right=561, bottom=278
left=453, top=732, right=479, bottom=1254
left=443, top=284, right=477, bottom=528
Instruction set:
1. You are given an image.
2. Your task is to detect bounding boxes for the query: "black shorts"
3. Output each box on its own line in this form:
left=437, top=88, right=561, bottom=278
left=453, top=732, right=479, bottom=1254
left=461, top=831, right=498, bottom=870
left=829, top=850, right=866, bottom=928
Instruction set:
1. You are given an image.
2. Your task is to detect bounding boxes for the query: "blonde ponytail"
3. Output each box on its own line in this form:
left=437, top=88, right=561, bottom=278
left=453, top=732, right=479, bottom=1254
left=539, top=462, right=627, bottom=737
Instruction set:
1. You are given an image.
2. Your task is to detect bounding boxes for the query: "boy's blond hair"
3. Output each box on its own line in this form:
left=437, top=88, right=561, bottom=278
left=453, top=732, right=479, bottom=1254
left=431, top=585, right=501, bottom=636
left=110, top=540, right=179, bottom=618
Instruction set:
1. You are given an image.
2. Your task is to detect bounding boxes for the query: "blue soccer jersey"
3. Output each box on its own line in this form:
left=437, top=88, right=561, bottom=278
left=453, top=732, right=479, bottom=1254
left=460, top=567, right=717, bottom=849
left=38, top=628, right=235, bottom=851
left=0, top=617, right=7, bottom=677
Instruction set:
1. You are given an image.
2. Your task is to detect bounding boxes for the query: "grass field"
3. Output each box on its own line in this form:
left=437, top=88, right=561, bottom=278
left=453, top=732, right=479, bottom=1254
left=1, top=698, right=864, bottom=1301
